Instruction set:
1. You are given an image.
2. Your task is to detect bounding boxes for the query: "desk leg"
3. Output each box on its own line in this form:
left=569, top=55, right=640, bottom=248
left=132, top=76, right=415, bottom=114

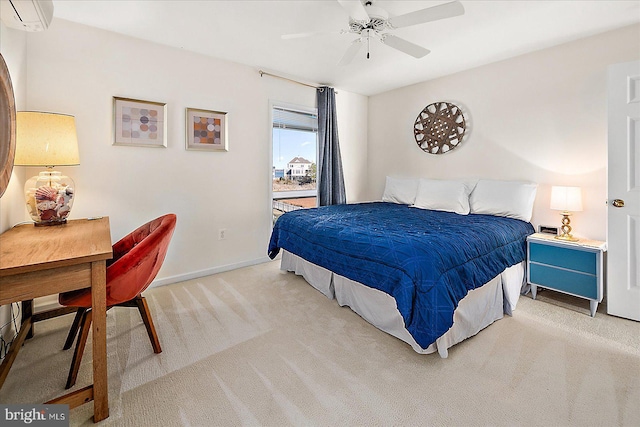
left=22, top=300, right=33, bottom=339
left=91, top=260, right=109, bottom=422
left=0, top=317, right=32, bottom=388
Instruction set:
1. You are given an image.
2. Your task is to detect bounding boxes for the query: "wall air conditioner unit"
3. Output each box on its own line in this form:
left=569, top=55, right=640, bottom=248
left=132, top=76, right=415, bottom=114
left=0, top=0, right=54, bottom=32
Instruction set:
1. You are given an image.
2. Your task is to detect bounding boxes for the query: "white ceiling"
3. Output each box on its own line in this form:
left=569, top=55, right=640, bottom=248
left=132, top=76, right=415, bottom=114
left=53, top=0, right=640, bottom=96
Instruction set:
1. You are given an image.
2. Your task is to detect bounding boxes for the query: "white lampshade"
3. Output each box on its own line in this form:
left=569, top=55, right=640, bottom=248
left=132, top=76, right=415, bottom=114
left=14, top=111, right=79, bottom=166
left=550, top=186, right=583, bottom=212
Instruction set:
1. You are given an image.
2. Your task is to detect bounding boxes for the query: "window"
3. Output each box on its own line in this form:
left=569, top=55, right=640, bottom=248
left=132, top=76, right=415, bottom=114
left=272, top=105, right=318, bottom=223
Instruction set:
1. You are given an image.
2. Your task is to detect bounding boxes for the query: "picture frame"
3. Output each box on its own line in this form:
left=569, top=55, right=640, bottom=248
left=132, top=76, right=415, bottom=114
left=185, top=107, right=228, bottom=152
left=113, top=97, right=167, bottom=147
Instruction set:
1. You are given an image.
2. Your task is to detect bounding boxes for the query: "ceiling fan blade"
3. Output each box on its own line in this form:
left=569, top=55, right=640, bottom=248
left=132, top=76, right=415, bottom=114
left=381, top=34, right=430, bottom=58
left=338, top=39, right=363, bottom=66
left=337, top=0, right=369, bottom=22
left=281, top=31, right=337, bottom=40
left=389, top=0, right=464, bottom=29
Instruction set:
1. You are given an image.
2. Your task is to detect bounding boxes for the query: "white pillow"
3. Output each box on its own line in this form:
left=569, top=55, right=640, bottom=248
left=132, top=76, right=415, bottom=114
left=382, top=176, right=419, bottom=205
left=470, top=179, right=538, bottom=222
left=410, top=178, right=472, bottom=215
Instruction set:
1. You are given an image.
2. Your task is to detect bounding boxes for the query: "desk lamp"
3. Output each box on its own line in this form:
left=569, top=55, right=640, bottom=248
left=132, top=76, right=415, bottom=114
left=550, top=185, right=582, bottom=241
left=14, top=111, right=79, bottom=226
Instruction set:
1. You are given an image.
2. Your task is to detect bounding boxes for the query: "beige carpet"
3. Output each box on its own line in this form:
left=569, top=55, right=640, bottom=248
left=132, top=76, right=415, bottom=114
left=1, top=259, right=639, bottom=426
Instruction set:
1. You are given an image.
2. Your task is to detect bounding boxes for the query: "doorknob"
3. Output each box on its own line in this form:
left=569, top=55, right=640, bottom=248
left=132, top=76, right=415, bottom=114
left=612, top=199, right=625, bottom=208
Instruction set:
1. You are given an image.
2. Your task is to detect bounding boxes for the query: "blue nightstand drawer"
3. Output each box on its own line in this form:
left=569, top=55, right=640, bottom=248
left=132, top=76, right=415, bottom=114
left=529, top=242, right=596, bottom=275
left=529, top=264, right=597, bottom=299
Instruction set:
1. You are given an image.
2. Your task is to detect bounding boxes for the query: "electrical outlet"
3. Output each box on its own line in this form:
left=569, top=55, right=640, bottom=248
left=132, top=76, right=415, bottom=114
left=218, top=228, right=227, bottom=240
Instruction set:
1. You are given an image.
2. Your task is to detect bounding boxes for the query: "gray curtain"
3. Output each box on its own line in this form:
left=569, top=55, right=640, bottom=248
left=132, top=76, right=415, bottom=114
left=317, top=86, right=346, bottom=206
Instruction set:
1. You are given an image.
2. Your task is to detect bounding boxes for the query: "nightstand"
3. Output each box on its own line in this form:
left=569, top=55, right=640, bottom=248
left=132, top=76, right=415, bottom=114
left=527, top=233, right=607, bottom=317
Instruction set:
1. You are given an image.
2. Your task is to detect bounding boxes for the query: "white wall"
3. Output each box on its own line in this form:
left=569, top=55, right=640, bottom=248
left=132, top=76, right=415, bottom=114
left=334, top=89, right=369, bottom=202
left=367, top=24, right=640, bottom=242
left=23, top=19, right=368, bottom=285
left=0, top=21, right=27, bottom=352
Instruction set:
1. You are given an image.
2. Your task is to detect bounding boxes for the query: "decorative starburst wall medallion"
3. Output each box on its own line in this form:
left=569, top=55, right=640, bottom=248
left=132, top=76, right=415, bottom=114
left=414, top=102, right=466, bottom=154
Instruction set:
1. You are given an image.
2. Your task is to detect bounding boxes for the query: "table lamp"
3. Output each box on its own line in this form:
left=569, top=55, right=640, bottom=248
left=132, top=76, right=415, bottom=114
left=14, top=111, right=80, bottom=226
left=550, top=185, right=582, bottom=241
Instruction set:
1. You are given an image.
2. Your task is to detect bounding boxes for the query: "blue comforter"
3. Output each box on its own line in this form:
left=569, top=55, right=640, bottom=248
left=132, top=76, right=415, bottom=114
left=268, top=202, right=534, bottom=348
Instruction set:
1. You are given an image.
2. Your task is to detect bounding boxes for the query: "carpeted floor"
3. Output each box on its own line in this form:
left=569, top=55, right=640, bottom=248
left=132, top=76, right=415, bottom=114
left=1, top=259, right=639, bottom=426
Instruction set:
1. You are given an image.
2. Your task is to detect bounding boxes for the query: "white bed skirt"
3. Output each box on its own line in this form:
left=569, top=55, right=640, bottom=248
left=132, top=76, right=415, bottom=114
left=281, top=250, right=526, bottom=358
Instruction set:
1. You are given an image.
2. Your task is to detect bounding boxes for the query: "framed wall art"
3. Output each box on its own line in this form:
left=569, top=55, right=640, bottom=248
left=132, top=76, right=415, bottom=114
left=113, top=97, right=167, bottom=147
left=185, top=108, right=228, bottom=152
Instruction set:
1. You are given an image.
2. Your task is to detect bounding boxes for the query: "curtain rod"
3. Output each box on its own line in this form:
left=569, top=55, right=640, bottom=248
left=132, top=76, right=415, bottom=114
left=258, top=70, right=335, bottom=93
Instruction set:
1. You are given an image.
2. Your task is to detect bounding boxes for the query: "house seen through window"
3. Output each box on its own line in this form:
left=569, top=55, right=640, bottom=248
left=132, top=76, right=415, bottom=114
left=272, top=105, right=318, bottom=223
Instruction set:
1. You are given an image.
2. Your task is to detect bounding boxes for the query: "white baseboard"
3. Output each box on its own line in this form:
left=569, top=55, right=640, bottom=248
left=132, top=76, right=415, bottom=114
left=30, top=257, right=273, bottom=313
left=149, top=256, right=272, bottom=288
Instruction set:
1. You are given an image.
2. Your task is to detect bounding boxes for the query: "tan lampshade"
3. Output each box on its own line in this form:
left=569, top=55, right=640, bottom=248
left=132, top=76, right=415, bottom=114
left=550, top=186, right=583, bottom=212
left=14, top=111, right=80, bottom=166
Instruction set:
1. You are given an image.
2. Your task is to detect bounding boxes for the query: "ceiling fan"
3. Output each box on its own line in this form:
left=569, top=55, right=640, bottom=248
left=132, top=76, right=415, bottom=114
left=282, top=0, right=465, bottom=65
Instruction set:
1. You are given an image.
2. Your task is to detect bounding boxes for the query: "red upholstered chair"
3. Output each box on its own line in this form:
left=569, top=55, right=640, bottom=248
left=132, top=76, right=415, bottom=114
left=59, top=213, right=177, bottom=389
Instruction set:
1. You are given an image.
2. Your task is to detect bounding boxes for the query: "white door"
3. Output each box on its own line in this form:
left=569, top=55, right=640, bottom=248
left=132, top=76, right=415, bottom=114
left=607, top=60, right=640, bottom=321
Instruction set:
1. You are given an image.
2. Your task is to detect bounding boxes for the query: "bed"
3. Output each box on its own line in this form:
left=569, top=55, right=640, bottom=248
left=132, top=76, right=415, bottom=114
left=268, top=178, right=537, bottom=357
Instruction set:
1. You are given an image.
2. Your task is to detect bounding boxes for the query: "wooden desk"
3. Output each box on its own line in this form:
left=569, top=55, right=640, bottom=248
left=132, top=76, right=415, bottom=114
left=0, top=217, right=112, bottom=422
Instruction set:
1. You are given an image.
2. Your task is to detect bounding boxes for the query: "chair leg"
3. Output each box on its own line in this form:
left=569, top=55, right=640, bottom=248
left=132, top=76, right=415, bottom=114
left=63, top=308, right=87, bottom=350
left=66, top=309, right=92, bottom=389
left=135, top=296, right=162, bottom=354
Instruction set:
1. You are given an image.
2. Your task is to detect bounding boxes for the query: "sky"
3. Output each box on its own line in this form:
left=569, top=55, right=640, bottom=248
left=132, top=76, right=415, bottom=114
left=272, top=128, right=317, bottom=169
